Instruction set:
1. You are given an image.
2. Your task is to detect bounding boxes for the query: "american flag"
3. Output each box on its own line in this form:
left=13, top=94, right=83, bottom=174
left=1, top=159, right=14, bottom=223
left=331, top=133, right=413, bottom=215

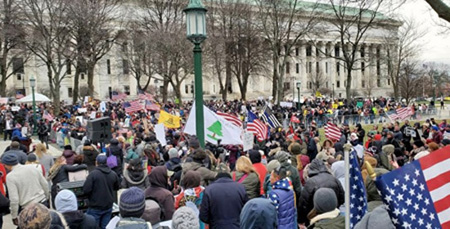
left=43, top=110, right=54, bottom=121
left=112, top=91, right=127, bottom=101
left=15, top=92, right=24, bottom=99
left=247, top=111, right=268, bottom=142
left=124, top=100, right=144, bottom=113
left=349, top=150, right=368, bottom=228
left=217, top=111, right=242, bottom=128
left=387, top=107, right=413, bottom=120
left=145, top=100, right=160, bottom=111
left=324, top=122, right=342, bottom=141
left=375, top=145, right=450, bottom=229
left=261, top=105, right=282, bottom=128
left=138, top=92, right=154, bottom=101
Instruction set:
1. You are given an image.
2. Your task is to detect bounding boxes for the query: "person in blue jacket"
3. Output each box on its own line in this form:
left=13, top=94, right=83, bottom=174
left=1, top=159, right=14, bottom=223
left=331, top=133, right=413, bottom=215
left=268, top=165, right=297, bottom=229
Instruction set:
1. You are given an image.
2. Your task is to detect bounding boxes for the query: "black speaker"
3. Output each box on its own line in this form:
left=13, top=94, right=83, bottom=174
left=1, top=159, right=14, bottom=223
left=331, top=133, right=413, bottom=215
left=86, top=117, right=111, bottom=144
left=57, top=181, right=89, bottom=210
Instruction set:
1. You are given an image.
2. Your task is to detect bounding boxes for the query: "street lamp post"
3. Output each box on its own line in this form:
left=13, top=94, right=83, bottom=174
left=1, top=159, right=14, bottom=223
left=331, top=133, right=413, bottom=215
left=296, top=82, right=301, bottom=110
left=184, top=0, right=207, bottom=148
left=30, top=77, right=37, bottom=135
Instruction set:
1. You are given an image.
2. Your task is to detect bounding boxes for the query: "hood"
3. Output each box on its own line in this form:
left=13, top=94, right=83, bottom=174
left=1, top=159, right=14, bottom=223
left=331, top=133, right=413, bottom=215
left=63, top=150, right=75, bottom=158
left=308, top=159, right=329, bottom=177
left=96, top=165, right=112, bottom=174
left=382, top=144, right=395, bottom=154
left=148, top=166, right=168, bottom=188
left=62, top=211, right=85, bottom=228
left=240, top=198, right=278, bottom=229
left=331, top=161, right=345, bottom=180
left=124, top=169, right=148, bottom=185
left=272, top=178, right=292, bottom=191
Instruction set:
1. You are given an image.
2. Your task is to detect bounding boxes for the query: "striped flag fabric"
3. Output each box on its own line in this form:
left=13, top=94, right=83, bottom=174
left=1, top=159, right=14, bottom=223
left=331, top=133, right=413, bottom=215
left=375, top=145, right=450, bottom=229
left=217, top=111, right=243, bottom=128
left=261, top=105, right=282, bottom=128
left=124, top=100, right=144, bottom=113
left=138, top=92, right=154, bottom=101
left=112, top=91, right=127, bottom=101
left=145, top=100, right=160, bottom=111
left=387, top=107, right=413, bottom=120
left=324, top=122, right=342, bottom=141
left=15, top=92, right=24, bottom=99
left=43, top=110, right=54, bottom=121
left=349, top=150, right=368, bottom=228
left=247, top=111, right=268, bottom=142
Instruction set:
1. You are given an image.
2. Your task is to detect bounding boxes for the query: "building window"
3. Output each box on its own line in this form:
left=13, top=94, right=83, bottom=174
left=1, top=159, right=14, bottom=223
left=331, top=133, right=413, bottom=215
left=361, top=62, right=365, bottom=73
left=325, top=48, right=329, bottom=56
left=344, top=80, right=347, bottom=87
left=326, top=82, right=328, bottom=88
left=286, top=62, right=290, bottom=74
left=377, top=61, right=381, bottom=76
left=339, top=93, right=342, bottom=98
left=122, top=59, right=129, bottom=74
left=191, top=85, right=194, bottom=93
left=362, top=80, right=365, bottom=88
left=316, top=62, right=319, bottom=73
left=306, top=45, right=312, bottom=56
left=81, top=73, right=85, bottom=80
left=124, top=85, right=130, bottom=95
left=295, top=48, right=299, bottom=56
left=326, top=62, right=328, bottom=73
left=336, top=81, right=340, bottom=88
left=12, top=58, right=24, bottom=74
left=68, top=87, right=73, bottom=98
left=66, top=60, right=72, bottom=75
left=376, top=48, right=381, bottom=58
left=296, top=63, right=299, bottom=74
left=336, top=62, right=340, bottom=75
left=308, top=81, right=312, bottom=89
left=334, top=46, right=340, bottom=57
left=308, top=62, right=312, bottom=73
left=361, top=47, right=365, bottom=57
left=17, top=74, right=21, bottom=80
left=185, top=85, right=189, bottom=94
left=284, top=82, right=290, bottom=90
left=122, top=42, right=128, bottom=53
left=377, top=78, right=381, bottom=87
left=107, top=59, right=111, bottom=74
left=387, top=79, right=391, bottom=85
left=316, top=47, right=320, bottom=57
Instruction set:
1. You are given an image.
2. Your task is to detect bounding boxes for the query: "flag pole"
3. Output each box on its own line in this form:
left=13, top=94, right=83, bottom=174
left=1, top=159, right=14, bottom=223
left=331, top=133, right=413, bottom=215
left=344, top=145, right=351, bottom=229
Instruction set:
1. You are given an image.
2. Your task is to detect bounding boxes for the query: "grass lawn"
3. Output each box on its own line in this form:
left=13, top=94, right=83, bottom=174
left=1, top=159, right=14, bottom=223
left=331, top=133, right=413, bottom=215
left=317, top=119, right=443, bottom=144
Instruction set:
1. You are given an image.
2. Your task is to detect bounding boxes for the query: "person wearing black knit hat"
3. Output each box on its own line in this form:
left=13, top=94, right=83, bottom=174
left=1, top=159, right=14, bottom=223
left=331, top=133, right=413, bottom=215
left=112, top=187, right=151, bottom=228
left=307, top=188, right=344, bottom=228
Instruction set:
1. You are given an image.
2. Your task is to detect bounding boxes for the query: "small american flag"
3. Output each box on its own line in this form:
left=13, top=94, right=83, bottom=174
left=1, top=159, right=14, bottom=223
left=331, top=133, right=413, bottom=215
left=349, top=150, right=368, bottom=228
left=138, top=92, right=154, bottom=101
left=247, top=111, right=268, bottom=142
left=388, top=107, right=413, bottom=120
left=124, top=100, right=144, bottom=113
left=324, top=122, right=341, bottom=141
left=112, top=91, right=127, bottom=101
left=43, top=110, right=54, bottom=121
left=145, top=100, right=160, bottom=111
left=376, top=145, right=450, bottom=228
left=261, top=105, right=282, bottom=128
left=15, top=92, right=24, bottom=99
left=217, top=111, right=242, bottom=128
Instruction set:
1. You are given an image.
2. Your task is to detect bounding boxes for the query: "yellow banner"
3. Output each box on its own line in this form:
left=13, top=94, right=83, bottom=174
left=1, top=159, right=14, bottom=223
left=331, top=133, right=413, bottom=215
left=158, top=110, right=181, bottom=129
left=315, top=91, right=322, bottom=97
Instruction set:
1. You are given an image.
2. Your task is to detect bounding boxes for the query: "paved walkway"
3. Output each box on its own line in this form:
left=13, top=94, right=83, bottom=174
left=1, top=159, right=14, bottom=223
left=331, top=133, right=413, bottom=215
left=0, top=139, right=62, bottom=228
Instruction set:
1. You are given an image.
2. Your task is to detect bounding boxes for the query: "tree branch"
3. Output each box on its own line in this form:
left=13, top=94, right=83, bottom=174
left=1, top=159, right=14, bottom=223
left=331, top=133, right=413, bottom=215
left=425, top=0, right=450, bottom=23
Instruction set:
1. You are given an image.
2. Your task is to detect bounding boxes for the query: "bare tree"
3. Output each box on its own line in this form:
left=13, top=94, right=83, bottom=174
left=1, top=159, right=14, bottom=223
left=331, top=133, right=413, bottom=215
left=21, top=0, right=73, bottom=113
left=0, top=0, right=29, bottom=96
left=67, top=0, right=122, bottom=102
left=384, top=18, right=424, bottom=99
left=424, top=0, right=450, bottom=23
left=307, top=70, right=326, bottom=93
left=363, top=75, right=377, bottom=97
left=399, top=61, right=423, bottom=104
left=255, top=0, right=318, bottom=104
left=326, top=0, right=402, bottom=100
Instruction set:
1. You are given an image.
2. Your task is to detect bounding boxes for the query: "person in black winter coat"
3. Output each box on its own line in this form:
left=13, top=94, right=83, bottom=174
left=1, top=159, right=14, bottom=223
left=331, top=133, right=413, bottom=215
left=304, top=133, right=318, bottom=160
left=55, top=189, right=98, bottom=229
left=200, top=172, right=248, bottom=229
left=107, top=139, right=124, bottom=178
left=298, top=159, right=345, bottom=225
left=83, top=155, right=120, bottom=229
left=48, top=156, right=88, bottom=208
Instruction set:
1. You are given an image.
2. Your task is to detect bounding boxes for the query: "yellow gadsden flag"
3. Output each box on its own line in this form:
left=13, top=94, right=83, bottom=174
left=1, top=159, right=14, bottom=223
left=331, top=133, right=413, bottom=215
left=315, top=91, right=322, bottom=97
left=158, top=110, right=181, bottom=129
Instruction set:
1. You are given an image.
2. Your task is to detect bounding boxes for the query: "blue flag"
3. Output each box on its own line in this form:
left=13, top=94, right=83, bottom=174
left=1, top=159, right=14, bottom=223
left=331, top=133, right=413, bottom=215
left=349, top=150, right=367, bottom=228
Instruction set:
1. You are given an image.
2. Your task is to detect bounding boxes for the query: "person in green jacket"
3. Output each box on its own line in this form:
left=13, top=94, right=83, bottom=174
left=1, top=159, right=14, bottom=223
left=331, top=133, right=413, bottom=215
left=233, top=156, right=261, bottom=199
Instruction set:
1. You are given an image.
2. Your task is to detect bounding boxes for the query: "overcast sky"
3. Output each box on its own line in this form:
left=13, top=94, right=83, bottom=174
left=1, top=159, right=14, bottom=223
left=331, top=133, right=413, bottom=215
left=399, top=1, right=450, bottom=65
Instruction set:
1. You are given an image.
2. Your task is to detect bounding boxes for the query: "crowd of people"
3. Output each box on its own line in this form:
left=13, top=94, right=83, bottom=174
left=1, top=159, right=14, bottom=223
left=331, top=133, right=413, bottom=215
left=0, top=96, right=448, bottom=229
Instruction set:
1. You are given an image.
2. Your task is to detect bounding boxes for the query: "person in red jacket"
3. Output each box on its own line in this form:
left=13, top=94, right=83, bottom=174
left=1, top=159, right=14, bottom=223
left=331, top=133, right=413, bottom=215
left=0, top=163, right=7, bottom=228
left=248, top=150, right=267, bottom=195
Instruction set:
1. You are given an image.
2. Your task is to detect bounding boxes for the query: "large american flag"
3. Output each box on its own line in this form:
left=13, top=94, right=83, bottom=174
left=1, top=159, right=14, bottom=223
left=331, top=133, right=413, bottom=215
left=324, top=122, right=342, bottom=141
left=138, top=92, right=154, bottom=101
left=261, top=105, right=282, bottom=128
left=247, top=111, right=267, bottom=142
left=145, top=100, right=160, bottom=111
left=387, top=107, right=413, bottom=120
left=349, top=150, right=368, bottom=228
left=375, top=146, right=450, bottom=229
left=217, top=111, right=242, bottom=128
left=43, top=110, right=54, bottom=121
left=124, top=100, right=144, bottom=113
left=112, top=91, right=127, bottom=101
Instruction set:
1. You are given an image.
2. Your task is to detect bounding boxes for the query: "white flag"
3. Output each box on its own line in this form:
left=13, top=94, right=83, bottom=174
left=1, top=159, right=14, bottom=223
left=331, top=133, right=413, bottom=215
left=184, top=103, right=243, bottom=145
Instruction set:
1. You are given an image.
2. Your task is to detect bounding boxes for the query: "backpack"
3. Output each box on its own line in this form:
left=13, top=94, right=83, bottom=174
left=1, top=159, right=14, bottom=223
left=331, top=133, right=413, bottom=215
left=142, top=196, right=165, bottom=225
